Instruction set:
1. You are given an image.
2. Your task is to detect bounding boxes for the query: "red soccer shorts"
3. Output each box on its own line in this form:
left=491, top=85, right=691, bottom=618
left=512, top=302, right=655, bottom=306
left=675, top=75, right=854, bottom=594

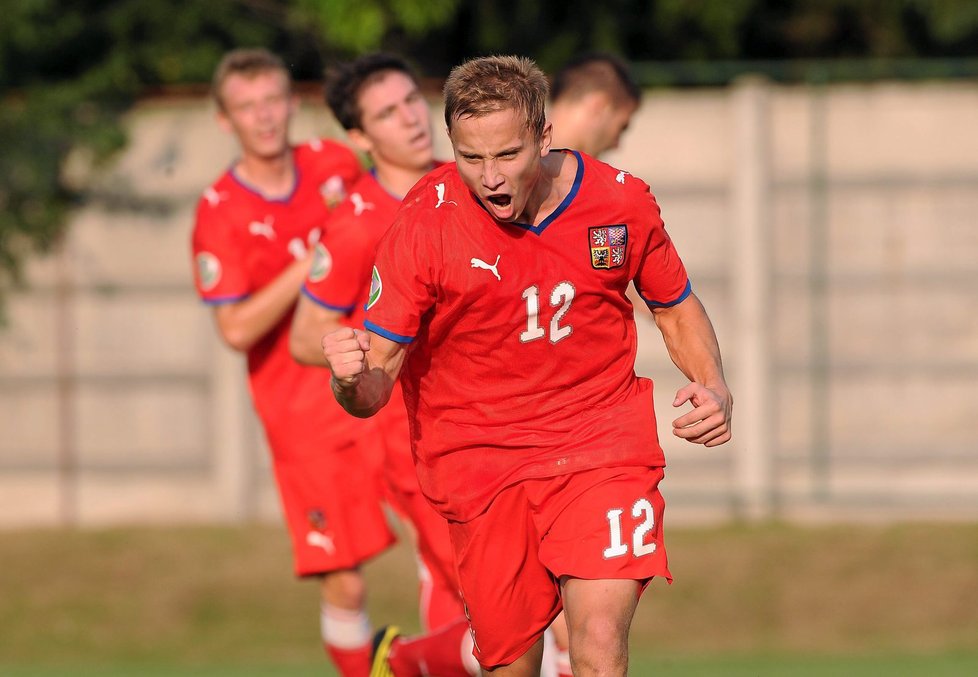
left=267, top=425, right=395, bottom=577
left=448, top=465, right=671, bottom=668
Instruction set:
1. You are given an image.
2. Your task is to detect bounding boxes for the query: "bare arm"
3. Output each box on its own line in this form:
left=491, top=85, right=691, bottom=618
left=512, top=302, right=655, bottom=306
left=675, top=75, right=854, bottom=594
left=650, top=292, right=733, bottom=447
left=322, top=327, right=408, bottom=418
left=290, top=294, right=344, bottom=366
left=213, top=257, right=310, bottom=353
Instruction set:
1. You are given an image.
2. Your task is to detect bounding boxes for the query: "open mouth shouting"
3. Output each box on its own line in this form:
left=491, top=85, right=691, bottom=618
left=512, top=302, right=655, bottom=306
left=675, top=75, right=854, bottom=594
left=485, top=193, right=515, bottom=219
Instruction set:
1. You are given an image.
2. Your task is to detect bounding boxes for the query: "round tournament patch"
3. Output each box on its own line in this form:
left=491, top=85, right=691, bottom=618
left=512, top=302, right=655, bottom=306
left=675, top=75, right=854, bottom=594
left=309, top=243, right=333, bottom=282
left=196, top=252, right=221, bottom=292
left=366, top=265, right=383, bottom=309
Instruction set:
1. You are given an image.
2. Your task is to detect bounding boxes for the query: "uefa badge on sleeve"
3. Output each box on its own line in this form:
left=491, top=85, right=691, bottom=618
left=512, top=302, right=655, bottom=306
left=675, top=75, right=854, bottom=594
left=589, top=225, right=628, bottom=269
left=309, top=243, right=333, bottom=282
left=196, top=252, right=222, bottom=291
left=365, top=266, right=383, bottom=309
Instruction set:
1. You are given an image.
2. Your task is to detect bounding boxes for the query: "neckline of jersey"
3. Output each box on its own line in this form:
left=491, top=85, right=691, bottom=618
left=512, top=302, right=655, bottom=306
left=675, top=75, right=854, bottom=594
left=473, top=149, right=584, bottom=236
left=228, top=155, right=300, bottom=204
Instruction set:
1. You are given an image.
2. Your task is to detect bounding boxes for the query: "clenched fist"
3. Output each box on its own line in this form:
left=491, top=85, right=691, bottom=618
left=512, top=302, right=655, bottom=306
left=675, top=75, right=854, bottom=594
left=322, top=327, right=371, bottom=386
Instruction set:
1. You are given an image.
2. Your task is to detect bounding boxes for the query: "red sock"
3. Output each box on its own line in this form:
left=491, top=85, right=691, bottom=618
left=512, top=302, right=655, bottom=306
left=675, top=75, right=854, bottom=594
left=388, top=616, right=473, bottom=677
left=326, top=644, right=372, bottom=677
left=321, top=604, right=372, bottom=677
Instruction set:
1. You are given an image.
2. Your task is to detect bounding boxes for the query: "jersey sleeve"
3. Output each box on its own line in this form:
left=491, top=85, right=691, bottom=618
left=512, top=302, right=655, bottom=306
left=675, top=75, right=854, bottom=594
left=362, top=201, right=440, bottom=344
left=632, top=188, right=691, bottom=309
left=191, top=197, right=250, bottom=304
left=301, top=214, right=373, bottom=314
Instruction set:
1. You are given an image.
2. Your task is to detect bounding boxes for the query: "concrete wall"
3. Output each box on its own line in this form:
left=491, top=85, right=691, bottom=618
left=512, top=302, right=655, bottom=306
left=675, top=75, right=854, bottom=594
left=2, top=80, right=977, bottom=526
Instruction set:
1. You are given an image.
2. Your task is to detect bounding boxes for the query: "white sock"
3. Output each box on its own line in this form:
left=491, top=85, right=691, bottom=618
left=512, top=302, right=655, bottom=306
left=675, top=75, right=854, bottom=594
left=320, top=603, right=371, bottom=649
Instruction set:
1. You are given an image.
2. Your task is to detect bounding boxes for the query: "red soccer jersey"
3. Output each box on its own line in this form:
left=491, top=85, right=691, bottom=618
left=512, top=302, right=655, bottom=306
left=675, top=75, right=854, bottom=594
left=301, top=164, right=449, bottom=317
left=364, top=151, right=691, bottom=522
left=301, top=171, right=401, bottom=323
left=191, top=139, right=362, bottom=432
left=302, top=167, right=445, bottom=494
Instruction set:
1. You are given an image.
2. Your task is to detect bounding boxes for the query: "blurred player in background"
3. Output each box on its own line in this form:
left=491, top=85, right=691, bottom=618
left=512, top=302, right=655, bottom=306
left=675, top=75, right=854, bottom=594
left=190, top=48, right=392, bottom=677
left=321, top=55, right=732, bottom=676
left=290, top=52, right=481, bottom=677
left=549, top=53, right=641, bottom=157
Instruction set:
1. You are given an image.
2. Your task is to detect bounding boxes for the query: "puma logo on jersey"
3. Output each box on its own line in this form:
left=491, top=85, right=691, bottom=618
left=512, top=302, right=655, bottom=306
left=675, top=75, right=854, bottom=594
left=288, top=238, right=308, bottom=261
left=306, top=530, right=336, bottom=554
left=202, top=187, right=229, bottom=207
left=248, top=216, right=276, bottom=240
left=351, top=192, right=375, bottom=215
left=435, top=183, right=457, bottom=208
left=471, top=255, right=501, bottom=281
left=616, top=170, right=628, bottom=184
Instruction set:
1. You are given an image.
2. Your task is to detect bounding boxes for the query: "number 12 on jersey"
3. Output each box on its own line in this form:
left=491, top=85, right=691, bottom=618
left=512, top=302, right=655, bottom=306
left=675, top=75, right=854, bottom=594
left=604, top=498, right=657, bottom=559
left=520, top=282, right=576, bottom=344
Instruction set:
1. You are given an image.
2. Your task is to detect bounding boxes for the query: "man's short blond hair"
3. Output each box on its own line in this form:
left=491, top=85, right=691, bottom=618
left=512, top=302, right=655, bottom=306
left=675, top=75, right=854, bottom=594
left=443, top=55, right=548, bottom=140
left=211, top=48, right=290, bottom=109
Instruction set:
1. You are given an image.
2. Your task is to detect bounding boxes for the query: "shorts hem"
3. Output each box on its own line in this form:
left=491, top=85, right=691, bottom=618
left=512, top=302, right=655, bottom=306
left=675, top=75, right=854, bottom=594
left=479, top=606, right=563, bottom=670
left=292, top=534, right=396, bottom=578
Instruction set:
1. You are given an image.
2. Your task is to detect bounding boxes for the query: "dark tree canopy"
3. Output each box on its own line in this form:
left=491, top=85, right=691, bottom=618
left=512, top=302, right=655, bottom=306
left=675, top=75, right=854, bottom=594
left=2, top=0, right=977, bottom=311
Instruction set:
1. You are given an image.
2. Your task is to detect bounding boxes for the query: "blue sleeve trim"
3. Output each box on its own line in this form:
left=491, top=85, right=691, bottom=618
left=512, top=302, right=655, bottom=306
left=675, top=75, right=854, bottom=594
left=364, top=320, right=415, bottom=344
left=300, top=286, right=356, bottom=314
left=641, top=279, right=692, bottom=309
left=202, top=293, right=249, bottom=306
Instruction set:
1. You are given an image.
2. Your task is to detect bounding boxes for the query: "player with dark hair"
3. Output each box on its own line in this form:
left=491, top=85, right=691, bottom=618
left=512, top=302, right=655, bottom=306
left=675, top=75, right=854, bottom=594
left=290, top=53, right=480, bottom=677
left=191, top=48, right=392, bottom=677
left=323, top=54, right=732, bottom=676
left=549, top=52, right=641, bottom=157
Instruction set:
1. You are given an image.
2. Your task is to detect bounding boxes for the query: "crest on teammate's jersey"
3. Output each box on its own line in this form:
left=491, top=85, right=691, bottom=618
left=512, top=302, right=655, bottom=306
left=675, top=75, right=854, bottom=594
left=196, top=252, right=222, bottom=291
left=366, top=266, right=383, bottom=309
left=309, top=243, right=333, bottom=282
left=307, top=508, right=328, bottom=531
left=320, top=175, right=347, bottom=209
left=588, top=225, right=628, bottom=269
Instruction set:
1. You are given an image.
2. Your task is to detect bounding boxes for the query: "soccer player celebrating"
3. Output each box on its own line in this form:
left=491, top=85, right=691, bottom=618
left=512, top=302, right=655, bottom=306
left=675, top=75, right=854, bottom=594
left=290, top=53, right=480, bottom=677
left=322, top=55, right=733, bottom=676
left=190, top=48, right=394, bottom=677
left=549, top=53, right=642, bottom=158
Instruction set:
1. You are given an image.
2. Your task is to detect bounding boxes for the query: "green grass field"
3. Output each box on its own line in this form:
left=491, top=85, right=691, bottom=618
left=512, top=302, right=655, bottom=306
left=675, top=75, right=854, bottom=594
left=2, top=522, right=977, bottom=675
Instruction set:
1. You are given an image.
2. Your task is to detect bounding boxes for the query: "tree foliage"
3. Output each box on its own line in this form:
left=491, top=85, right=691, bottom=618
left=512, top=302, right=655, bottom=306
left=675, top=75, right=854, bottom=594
left=2, top=0, right=977, bottom=311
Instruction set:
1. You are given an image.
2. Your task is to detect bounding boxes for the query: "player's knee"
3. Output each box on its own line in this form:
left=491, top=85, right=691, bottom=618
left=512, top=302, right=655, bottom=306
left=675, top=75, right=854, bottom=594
left=569, top=615, right=628, bottom=670
left=320, top=569, right=367, bottom=609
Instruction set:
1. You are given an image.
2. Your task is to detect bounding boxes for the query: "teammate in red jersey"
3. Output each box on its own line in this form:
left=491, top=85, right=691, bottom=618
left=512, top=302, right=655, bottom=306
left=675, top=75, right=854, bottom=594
left=549, top=53, right=641, bottom=158
left=190, top=48, right=393, bottom=677
left=290, top=53, right=482, bottom=677
left=322, top=56, right=732, bottom=676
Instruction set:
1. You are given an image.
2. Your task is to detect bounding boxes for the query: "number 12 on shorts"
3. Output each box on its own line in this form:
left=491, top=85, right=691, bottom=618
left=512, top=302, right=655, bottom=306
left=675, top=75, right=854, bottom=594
left=603, top=498, right=656, bottom=559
